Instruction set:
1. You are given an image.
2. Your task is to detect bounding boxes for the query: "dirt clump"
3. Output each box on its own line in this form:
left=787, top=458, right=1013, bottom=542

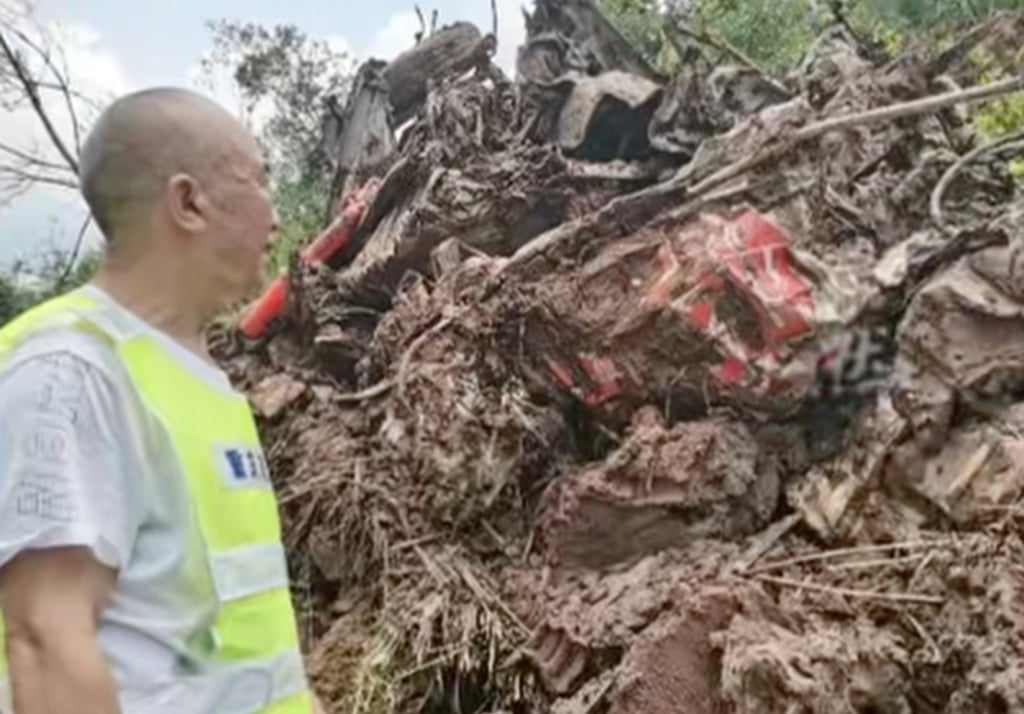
left=539, top=408, right=778, bottom=571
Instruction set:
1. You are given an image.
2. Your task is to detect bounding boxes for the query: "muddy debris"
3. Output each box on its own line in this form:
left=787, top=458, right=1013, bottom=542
left=214, top=3, right=1024, bottom=713
left=539, top=408, right=779, bottom=571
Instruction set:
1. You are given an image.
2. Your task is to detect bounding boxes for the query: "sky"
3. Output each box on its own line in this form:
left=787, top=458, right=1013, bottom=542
left=0, top=0, right=528, bottom=268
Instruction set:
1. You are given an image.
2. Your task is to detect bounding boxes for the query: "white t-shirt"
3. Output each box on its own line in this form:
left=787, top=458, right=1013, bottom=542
left=0, top=285, right=262, bottom=713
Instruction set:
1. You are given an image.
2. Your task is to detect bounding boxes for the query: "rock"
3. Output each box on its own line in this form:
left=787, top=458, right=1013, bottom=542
left=249, top=374, right=307, bottom=419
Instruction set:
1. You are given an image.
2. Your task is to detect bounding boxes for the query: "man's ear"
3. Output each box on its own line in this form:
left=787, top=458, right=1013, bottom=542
left=166, top=173, right=209, bottom=233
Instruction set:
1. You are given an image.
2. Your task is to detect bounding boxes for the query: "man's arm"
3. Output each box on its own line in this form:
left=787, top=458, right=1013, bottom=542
left=0, top=340, right=142, bottom=714
left=0, top=546, right=121, bottom=714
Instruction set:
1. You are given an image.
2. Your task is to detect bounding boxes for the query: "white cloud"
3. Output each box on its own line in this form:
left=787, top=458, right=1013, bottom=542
left=325, top=33, right=353, bottom=59
left=364, top=10, right=421, bottom=61
left=51, top=21, right=134, bottom=99
left=359, top=3, right=526, bottom=75
left=492, top=0, right=528, bottom=76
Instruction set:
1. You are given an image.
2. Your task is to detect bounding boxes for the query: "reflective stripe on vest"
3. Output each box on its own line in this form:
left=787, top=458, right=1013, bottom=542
left=0, top=289, right=311, bottom=714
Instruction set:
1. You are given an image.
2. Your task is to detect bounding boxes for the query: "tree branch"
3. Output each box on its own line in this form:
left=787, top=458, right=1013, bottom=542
left=34, top=80, right=103, bottom=111
left=930, top=128, right=1024, bottom=233
left=0, top=29, right=80, bottom=174
left=48, top=40, right=83, bottom=157
left=0, top=141, right=76, bottom=173
left=0, top=178, right=31, bottom=206
left=665, top=15, right=763, bottom=72
left=57, top=213, right=93, bottom=289
left=0, top=165, right=78, bottom=189
left=414, top=6, right=426, bottom=44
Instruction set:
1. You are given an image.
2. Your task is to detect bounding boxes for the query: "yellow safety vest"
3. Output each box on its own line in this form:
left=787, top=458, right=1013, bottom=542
left=0, top=289, right=312, bottom=714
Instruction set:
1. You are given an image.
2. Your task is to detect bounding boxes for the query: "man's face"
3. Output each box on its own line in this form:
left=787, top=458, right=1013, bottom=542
left=202, top=135, right=279, bottom=306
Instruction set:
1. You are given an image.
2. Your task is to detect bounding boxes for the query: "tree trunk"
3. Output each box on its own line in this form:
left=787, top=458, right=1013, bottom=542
left=321, top=59, right=397, bottom=221
left=321, top=23, right=492, bottom=218
left=382, top=22, right=491, bottom=127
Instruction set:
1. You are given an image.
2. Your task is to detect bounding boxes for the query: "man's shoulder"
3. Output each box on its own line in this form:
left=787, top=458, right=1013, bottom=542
left=0, top=325, right=128, bottom=391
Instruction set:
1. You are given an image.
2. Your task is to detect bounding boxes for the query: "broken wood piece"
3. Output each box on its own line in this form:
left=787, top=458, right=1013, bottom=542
left=748, top=539, right=952, bottom=575
left=944, top=441, right=995, bottom=511
left=930, top=128, right=1024, bottom=234
left=332, top=379, right=395, bottom=404
left=825, top=554, right=928, bottom=571
left=735, top=514, right=802, bottom=573
left=564, top=157, right=668, bottom=182
left=906, top=613, right=943, bottom=662
left=754, top=574, right=945, bottom=605
left=322, top=60, right=396, bottom=219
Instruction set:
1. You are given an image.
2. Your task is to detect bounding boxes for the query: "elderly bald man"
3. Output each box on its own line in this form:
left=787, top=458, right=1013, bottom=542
left=0, top=88, right=326, bottom=714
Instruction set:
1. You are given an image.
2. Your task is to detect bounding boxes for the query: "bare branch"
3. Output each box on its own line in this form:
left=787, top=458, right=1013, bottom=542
left=56, top=213, right=93, bottom=289
left=0, top=177, right=31, bottom=206
left=6, top=24, right=85, bottom=157
left=34, top=80, right=103, bottom=111
left=0, top=29, right=80, bottom=174
left=0, top=141, right=76, bottom=172
left=665, top=16, right=763, bottom=72
left=0, top=165, right=78, bottom=189
left=414, top=6, right=426, bottom=44
left=50, top=39, right=82, bottom=156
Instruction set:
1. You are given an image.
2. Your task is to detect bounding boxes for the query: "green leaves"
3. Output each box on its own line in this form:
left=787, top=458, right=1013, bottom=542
left=694, top=0, right=824, bottom=70
left=600, top=0, right=665, bottom=64
left=597, top=0, right=1024, bottom=75
left=267, top=172, right=329, bottom=278
left=0, top=248, right=100, bottom=326
left=200, top=20, right=357, bottom=281
left=200, top=20, right=355, bottom=182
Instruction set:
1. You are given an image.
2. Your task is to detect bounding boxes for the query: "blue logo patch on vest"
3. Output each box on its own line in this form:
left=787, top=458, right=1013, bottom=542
left=215, top=445, right=271, bottom=489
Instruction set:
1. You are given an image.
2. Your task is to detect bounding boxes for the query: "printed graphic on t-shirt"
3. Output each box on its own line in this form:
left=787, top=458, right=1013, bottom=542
left=14, top=470, right=75, bottom=523
left=4, top=354, right=90, bottom=531
left=215, top=445, right=271, bottom=489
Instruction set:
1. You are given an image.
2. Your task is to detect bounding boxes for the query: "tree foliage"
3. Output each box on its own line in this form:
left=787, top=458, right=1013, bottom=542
left=600, top=0, right=667, bottom=66
left=850, top=0, right=1024, bottom=34
left=0, top=248, right=99, bottom=326
left=200, top=21, right=357, bottom=281
left=267, top=172, right=330, bottom=277
left=200, top=21, right=355, bottom=181
left=600, top=0, right=1024, bottom=72
left=690, top=0, right=826, bottom=70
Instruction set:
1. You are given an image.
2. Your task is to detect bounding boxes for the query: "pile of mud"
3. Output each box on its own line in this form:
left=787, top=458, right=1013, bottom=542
left=216, top=4, right=1024, bottom=713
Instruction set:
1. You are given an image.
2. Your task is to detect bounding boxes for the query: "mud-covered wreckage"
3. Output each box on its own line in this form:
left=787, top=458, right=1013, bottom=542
left=216, top=3, right=1024, bottom=712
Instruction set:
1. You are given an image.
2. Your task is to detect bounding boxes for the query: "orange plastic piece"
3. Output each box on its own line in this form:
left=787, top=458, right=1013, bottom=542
left=239, top=275, right=290, bottom=339
left=238, top=180, right=382, bottom=338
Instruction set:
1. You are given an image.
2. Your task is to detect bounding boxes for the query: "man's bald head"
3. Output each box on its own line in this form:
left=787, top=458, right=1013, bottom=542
left=80, top=87, right=258, bottom=243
